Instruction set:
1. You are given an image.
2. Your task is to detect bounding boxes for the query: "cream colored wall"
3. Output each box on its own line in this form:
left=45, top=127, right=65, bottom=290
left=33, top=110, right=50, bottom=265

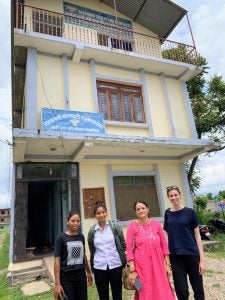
left=96, top=65, right=140, bottom=82
left=80, top=160, right=186, bottom=250
left=25, top=0, right=63, bottom=12
left=158, top=163, right=186, bottom=208
left=68, top=61, right=95, bottom=112
left=146, top=74, right=171, bottom=137
left=106, top=126, right=149, bottom=137
left=36, top=54, right=65, bottom=128
left=166, top=78, right=191, bottom=138
left=79, top=163, right=111, bottom=244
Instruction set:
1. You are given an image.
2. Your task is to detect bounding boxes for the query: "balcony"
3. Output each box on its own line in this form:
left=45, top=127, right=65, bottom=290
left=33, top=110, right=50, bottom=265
left=14, top=2, right=201, bottom=80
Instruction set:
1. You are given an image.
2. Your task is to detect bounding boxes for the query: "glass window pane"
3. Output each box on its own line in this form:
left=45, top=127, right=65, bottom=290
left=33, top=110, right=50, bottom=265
left=134, top=96, right=144, bottom=122
left=98, top=92, right=108, bottom=119
left=122, top=94, right=132, bottom=121
left=111, top=93, right=120, bottom=120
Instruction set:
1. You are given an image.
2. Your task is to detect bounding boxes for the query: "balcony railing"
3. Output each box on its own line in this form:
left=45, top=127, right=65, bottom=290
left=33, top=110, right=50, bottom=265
left=15, top=2, right=199, bottom=65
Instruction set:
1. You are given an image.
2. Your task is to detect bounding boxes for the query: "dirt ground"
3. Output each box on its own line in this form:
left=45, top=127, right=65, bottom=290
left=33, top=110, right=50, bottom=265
left=187, top=255, right=225, bottom=300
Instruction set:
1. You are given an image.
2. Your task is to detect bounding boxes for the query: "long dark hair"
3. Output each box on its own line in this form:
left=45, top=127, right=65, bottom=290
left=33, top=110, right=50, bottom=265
left=67, top=210, right=80, bottom=221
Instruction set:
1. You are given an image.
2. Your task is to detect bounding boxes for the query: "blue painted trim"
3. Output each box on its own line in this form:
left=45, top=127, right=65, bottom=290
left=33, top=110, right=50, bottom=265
left=180, top=163, right=193, bottom=208
left=140, top=69, right=154, bottom=137
left=181, top=81, right=198, bottom=139
left=153, top=164, right=165, bottom=215
left=62, top=54, right=70, bottom=109
left=108, top=165, right=117, bottom=221
left=25, top=48, right=37, bottom=129
left=90, top=59, right=98, bottom=113
left=160, top=73, right=176, bottom=138
left=9, top=165, right=16, bottom=262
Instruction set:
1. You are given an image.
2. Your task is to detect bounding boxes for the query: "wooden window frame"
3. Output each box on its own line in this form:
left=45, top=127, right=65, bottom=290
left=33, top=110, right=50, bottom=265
left=97, top=81, right=145, bottom=123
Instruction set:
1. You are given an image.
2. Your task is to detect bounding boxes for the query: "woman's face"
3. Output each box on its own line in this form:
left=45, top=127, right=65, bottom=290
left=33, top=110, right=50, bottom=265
left=68, top=214, right=80, bottom=232
left=95, top=206, right=107, bottom=223
left=167, top=189, right=181, bottom=206
left=135, top=202, right=149, bottom=219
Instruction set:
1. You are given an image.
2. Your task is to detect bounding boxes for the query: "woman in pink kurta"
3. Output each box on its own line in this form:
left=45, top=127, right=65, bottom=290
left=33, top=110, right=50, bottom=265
left=126, top=201, right=175, bottom=300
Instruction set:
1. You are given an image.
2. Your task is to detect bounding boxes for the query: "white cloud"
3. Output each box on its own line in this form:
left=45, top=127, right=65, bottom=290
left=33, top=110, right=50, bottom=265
left=198, top=150, right=225, bottom=195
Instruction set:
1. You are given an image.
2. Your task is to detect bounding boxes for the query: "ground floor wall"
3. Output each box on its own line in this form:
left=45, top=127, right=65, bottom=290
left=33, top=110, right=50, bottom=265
left=79, top=159, right=192, bottom=243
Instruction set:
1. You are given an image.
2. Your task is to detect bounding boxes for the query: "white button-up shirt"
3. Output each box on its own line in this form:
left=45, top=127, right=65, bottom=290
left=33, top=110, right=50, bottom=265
left=93, top=221, right=122, bottom=270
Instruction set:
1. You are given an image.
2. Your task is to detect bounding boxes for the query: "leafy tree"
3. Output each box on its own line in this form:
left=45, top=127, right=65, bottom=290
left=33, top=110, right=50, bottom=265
left=206, top=193, right=213, bottom=200
left=187, top=57, right=225, bottom=190
left=218, top=190, right=225, bottom=199
left=194, top=196, right=208, bottom=210
left=162, top=47, right=225, bottom=193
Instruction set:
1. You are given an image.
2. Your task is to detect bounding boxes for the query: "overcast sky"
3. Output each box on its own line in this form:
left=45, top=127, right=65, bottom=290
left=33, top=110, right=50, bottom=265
left=0, top=1, right=225, bottom=208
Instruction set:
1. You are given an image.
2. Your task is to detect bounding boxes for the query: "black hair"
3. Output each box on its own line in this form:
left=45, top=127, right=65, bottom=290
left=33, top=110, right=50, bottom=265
left=67, top=210, right=80, bottom=221
left=93, top=202, right=107, bottom=215
left=134, top=200, right=149, bottom=211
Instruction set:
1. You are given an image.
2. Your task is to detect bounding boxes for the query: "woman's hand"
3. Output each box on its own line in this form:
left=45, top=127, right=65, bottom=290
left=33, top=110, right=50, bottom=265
left=199, top=259, right=206, bottom=275
left=87, top=272, right=93, bottom=287
left=128, top=271, right=137, bottom=286
left=54, top=283, right=63, bottom=299
left=166, top=264, right=172, bottom=278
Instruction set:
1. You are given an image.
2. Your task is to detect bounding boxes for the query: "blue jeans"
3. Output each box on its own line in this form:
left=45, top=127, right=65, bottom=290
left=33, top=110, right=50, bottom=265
left=60, top=269, right=87, bottom=300
left=170, top=255, right=205, bottom=300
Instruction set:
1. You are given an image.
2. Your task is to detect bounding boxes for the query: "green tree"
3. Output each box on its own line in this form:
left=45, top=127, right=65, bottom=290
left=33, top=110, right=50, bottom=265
left=206, top=193, right=213, bottom=200
left=162, top=47, right=225, bottom=193
left=218, top=190, right=225, bottom=199
left=187, top=57, right=225, bottom=191
left=194, top=196, right=208, bottom=210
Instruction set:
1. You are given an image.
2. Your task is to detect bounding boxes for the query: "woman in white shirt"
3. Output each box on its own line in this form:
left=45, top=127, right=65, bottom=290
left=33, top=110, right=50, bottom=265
left=88, top=204, right=126, bottom=300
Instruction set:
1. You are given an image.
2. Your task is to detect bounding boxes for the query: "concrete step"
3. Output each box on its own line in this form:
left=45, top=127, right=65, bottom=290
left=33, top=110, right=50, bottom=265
left=7, top=260, right=48, bottom=286
left=43, top=256, right=54, bottom=282
left=202, top=240, right=223, bottom=251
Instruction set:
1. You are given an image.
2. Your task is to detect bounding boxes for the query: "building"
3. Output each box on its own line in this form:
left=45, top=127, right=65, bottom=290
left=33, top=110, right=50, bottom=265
left=11, top=0, right=215, bottom=264
left=0, top=208, right=10, bottom=229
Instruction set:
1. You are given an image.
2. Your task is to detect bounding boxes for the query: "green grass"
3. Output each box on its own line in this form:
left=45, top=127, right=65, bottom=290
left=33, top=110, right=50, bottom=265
left=0, top=229, right=10, bottom=270
left=0, top=230, right=134, bottom=299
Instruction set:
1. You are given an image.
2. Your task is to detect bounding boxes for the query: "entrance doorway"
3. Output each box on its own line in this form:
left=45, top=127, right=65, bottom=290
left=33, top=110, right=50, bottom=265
left=13, top=163, right=79, bottom=262
left=26, top=180, right=69, bottom=256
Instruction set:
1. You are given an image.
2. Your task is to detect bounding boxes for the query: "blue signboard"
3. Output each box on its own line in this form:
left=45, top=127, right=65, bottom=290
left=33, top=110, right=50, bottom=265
left=42, top=108, right=105, bottom=134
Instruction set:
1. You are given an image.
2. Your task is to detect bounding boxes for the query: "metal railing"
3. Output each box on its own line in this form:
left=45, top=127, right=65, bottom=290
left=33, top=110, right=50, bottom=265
left=15, top=2, right=199, bottom=65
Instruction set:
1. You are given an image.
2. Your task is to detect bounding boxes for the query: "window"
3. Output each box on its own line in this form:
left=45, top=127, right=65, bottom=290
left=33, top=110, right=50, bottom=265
left=113, top=176, right=160, bottom=221
left=97, top=81, right=145, bottom=123
left=1, top=210, right=5, bottom=215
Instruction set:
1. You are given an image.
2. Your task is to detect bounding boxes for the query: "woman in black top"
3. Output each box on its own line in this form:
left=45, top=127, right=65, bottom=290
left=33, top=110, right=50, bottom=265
left=164, top=186, right=205, bottom=300
left=54, top=211, right=93, bottom=300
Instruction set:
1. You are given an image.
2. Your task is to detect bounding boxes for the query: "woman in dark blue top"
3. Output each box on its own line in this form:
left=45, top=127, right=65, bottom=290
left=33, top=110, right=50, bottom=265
left=164, top=186, right=205, bottom=300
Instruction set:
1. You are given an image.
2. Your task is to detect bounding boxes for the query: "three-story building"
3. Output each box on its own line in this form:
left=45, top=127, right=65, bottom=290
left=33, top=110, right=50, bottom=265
left=11, top=0, right=214, bottom=263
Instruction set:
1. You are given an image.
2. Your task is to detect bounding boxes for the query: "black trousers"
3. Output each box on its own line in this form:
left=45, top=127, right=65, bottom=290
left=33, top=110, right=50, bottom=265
left=60, top=269, right=87, bottom=300
left=94, top=266, right=122, bottom=300
left=170, top=255, right=205, bottom=300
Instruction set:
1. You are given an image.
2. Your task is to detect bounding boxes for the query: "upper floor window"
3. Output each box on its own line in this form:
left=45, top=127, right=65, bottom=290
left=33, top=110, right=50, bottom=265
left=97, top=81, right=145, bottom=123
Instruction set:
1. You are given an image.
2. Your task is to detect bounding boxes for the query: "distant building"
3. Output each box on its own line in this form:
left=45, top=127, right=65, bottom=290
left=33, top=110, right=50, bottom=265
left=206, top=200, right=216, bottom=212
left=0, top=208, right=10, bottom=228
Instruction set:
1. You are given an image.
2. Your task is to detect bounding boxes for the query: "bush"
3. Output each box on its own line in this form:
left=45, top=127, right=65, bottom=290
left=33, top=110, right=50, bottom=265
left=195, top=209, right=213, bottom=225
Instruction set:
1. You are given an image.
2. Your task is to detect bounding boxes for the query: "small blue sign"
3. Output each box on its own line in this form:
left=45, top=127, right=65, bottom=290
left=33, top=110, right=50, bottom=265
left=42, top=108, right=105, bottom=134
